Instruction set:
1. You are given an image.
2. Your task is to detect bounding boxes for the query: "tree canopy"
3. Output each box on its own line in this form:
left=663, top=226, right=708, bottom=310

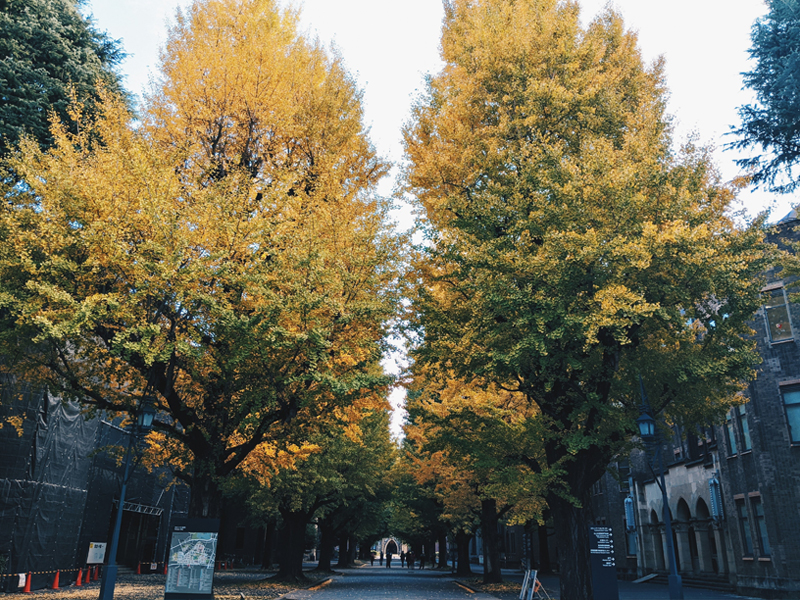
left=403, top=1, right=771, bottom=597
left=0, top=0, right=403, bottom=519
left=0, top=0, right=126, bottom=156
left=731, top=0, right=800, bottom=192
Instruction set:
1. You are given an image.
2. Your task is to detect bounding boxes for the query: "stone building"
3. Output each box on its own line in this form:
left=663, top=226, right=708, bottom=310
left=596, top=212, right=800, bottom=598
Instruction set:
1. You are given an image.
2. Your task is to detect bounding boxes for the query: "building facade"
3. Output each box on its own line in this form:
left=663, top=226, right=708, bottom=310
left=596, top=213, right=800, bottom=598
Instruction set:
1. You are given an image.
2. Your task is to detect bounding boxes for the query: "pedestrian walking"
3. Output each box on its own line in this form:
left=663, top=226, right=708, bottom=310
left=380, top=551, right=383, bottom=566
left=386, top=552, right=392, bottom=568
left=370, top=552, right=375, bottom=566
left=407, top=550, right=415, bottom=570
left=419, top=552, right=425, bottom=570
left=400, top=550, right=406, bottom=567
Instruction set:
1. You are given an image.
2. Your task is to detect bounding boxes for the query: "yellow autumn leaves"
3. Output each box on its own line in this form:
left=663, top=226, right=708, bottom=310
left=0, top=0, right=402, bottom=516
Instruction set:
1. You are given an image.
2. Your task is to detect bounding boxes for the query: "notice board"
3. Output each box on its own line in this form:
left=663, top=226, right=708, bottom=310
left=164, top=518, right=220, bottom=600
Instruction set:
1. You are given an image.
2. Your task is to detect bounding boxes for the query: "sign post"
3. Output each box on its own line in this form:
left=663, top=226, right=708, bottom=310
left=589, top=526, right=619, bottom=600
left=164, top=518, right=220, bottom=600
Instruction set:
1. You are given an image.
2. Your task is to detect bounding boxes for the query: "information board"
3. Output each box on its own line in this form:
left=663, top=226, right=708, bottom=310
left=87, top=542, right=107, bottom=564
left=589, top=525, right=619, bottom=600
left=165, top=518, right=220, bottom=600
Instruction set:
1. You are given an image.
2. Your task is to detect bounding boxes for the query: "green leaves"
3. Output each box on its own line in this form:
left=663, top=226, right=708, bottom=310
left=731, top=0, right=800, bottom=192
left=405, top=0, right=771, bottom=527
left=0, top=0, right=126, bottom=157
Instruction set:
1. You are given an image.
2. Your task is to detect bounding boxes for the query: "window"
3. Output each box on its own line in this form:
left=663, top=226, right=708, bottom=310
left=751, top=497, right=770, bottom=557
left=507, top=530, right=516, bottom=553
left=738, top=404, right=752, bottom=452
left=726, top=410, right=738, bottom=455
left=617, top=460, right=630, bottom=492
left=764, top=286, right=793, bottom=342
left=736, top=499, right=754, bottom=556
left=781, top=387, right=800, bottom=444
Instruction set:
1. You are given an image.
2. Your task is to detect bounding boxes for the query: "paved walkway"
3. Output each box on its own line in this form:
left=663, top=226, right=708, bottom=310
left=281, top=565, right=761, bottom=600
left=499, top=570, right=759, bottom=600
left=280, top=566, right=497, bottom=600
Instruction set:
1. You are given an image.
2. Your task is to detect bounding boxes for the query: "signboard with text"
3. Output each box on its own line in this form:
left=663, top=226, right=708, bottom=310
left=87, top=542, right=107, bottom=564
left=165, top=518, right=220, bottom=600
left=589, top=526, right=619, bottom=600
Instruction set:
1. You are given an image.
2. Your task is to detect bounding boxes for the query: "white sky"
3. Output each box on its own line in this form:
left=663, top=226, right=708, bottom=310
left=86, top=0, right=783, bottom=436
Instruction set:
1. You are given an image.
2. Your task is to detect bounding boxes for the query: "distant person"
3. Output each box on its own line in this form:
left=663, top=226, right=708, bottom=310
left=400, top=551, right=406, bottom=567
left=370, top=552, right=375, bottom=566
left=419, top=552, right=425, bottom=569
left=386, top=552, right=392, bottom=568
left=407, top=550, right=415, bottom=570
left=380, top=551, right=383, bottom=566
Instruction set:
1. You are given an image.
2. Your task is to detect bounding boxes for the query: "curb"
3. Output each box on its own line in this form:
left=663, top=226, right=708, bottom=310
left=275, top=576, right=332, bottom=600
left=454, top=579, right=480, bottom=593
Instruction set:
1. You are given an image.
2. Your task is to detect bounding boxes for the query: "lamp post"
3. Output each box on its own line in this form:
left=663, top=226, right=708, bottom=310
left=98, top=399, right=156, bottom=600
left=637, top=388, right=683, bottom=600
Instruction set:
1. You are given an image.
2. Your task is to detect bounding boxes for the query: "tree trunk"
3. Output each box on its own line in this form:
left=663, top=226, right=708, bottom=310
left=455, top=530, right=473, bottom=576
left=276, top=509, right=309, bottom=582
left=336, top=532, right=350, bottom=568
left=316, top=518, right=336, bottom=572
left=428, top=531, right=437, bottom=567
left=188, top=462, right=224, bottom=518
left=481, top=498, right=503, bottom=584
left=538, top=521, right=553, bottom=574
left=348, top=534, right=357, bottom=564
left=438, top=529, right=448, bottom=569
left=261, top=520, right=276, bottom=569
left=549, top=491, right=593, bottom=600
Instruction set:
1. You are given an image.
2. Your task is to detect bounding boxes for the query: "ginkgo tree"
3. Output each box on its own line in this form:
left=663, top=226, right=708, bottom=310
left=403, top=1, right=772, bottom=598
left=403, top=368, right=550, bottom=583
left=0, top=0, right=404, bottom=519
left=241, top=401, right=395, bottom=581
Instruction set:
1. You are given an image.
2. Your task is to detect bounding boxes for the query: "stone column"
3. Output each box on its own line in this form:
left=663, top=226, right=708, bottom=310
left=712, top=523, right=730, bottom=575
left=695, top=523, right=714, bottom=573
left=661, top=526, right=671, bottom=572
left=673, top=523, right=693, bottom=574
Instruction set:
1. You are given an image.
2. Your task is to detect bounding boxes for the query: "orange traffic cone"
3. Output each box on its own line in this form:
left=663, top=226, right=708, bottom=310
left=51, top=570, right=60, bottom=590
left=23, top=572, right=31, bottom=593
left=76, top=567, right=83, bottom=587
left=95, top=566, right=101, bottom=580
left=136, top=562, right=141, bottom=575
left=163, top=564, right=168, bottom=575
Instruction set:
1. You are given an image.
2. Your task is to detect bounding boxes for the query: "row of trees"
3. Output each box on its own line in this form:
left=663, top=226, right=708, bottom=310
left=397, top=1, right=783, bottom=598
left=3, top=0, right=800, bottom=597
left=0, top=0, right=404, bottom=582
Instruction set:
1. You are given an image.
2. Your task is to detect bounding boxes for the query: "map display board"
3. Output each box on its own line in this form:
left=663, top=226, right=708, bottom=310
left=165, top=518, right=220, bottom=600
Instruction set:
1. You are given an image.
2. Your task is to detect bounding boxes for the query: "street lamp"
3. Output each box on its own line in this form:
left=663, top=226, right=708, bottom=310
left=637, top=386, right=683, bottom=600
left=98, top=398, right=157, bottom=600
